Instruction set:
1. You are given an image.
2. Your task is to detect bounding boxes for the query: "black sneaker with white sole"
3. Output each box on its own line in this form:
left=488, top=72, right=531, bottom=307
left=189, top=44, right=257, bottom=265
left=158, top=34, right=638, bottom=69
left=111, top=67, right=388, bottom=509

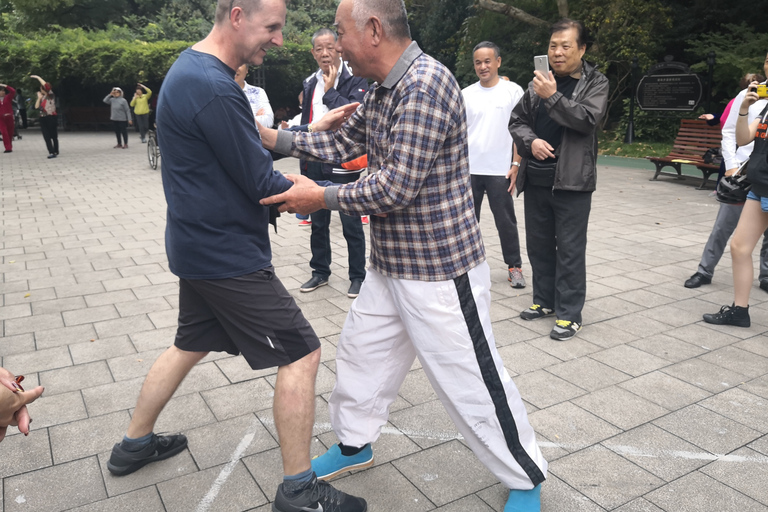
left=273, top=475, right=367, bottom=512
left=520, top=304, right=554, bottom=320
left=550, top=320, right=582, bottom=341
left=107, top=433, right=188, bottom=476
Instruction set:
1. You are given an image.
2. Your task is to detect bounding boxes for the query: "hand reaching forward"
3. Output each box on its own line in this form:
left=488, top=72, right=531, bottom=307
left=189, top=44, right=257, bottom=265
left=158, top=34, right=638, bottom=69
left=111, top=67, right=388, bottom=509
left=0, top=368, right=44, bottom=442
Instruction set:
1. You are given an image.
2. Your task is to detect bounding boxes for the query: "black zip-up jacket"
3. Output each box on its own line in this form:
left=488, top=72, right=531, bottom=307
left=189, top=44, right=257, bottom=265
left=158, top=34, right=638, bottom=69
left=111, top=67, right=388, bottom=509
left=509, top=60, right=609, bottom=193
left=294, top=62, right=368, bottom=178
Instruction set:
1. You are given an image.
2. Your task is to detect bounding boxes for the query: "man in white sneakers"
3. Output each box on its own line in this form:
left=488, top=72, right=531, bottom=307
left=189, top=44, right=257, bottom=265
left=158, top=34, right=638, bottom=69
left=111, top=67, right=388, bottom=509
left=463, top=41, right=526, bottom=288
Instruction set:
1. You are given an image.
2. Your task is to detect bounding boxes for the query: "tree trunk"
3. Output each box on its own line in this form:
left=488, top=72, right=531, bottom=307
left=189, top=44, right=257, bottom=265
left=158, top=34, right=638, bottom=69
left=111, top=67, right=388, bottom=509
left=474, top=0, right=549, bottom=27
left=556, top=0, right=568, bottom=17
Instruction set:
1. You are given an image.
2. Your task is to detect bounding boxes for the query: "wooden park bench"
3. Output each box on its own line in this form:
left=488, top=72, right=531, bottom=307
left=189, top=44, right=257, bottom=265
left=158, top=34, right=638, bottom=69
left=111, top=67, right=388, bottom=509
left=647, top=118, right=723, bottom=190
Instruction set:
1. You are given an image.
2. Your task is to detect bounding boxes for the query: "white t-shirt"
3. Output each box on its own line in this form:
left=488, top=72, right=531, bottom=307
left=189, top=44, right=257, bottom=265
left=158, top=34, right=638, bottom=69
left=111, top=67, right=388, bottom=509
left=462, top=79, right=524, bottom=176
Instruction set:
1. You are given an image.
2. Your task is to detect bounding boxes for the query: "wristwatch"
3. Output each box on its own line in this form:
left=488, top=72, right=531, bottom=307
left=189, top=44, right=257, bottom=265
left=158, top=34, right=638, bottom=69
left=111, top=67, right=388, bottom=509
left=511, top=161, right=521, bottom=167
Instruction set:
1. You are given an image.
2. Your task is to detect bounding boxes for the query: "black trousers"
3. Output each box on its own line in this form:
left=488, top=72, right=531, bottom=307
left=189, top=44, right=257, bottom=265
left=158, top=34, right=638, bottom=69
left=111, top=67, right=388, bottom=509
left=523, top=185, right=592, bottom=323
left=136, top=114, right=149, bottom=140
left=113, top=120, right=128, bottom=145
left=471, top=174, right=522, bottom=268
left=305, top=163, right=367, bottom=281
left=40, top=115, right=58, bottom=155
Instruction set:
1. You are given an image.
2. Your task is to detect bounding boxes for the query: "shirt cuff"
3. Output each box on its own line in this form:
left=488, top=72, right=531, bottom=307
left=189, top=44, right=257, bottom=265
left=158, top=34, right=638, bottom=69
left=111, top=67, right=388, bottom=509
left=274, top=130, right=294, bottom=155
left=324, top=186, right=341, bottom=210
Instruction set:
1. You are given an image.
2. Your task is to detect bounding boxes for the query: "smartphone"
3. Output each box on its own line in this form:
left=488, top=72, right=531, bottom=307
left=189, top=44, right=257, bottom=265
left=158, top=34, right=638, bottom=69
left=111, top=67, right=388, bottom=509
left=534, top=55, right=549, bottom=74
left=758, top=84, right=768, bottom=98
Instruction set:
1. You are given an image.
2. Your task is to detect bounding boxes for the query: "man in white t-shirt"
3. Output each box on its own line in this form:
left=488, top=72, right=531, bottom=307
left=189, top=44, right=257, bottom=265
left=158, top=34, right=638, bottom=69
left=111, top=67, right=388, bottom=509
left=462, top=41, right=526, bottom=288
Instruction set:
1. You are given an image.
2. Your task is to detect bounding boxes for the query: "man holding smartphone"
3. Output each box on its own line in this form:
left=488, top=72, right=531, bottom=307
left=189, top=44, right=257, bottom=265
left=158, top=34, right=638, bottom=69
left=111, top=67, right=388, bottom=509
left=509, top=18, right=608, bottom=341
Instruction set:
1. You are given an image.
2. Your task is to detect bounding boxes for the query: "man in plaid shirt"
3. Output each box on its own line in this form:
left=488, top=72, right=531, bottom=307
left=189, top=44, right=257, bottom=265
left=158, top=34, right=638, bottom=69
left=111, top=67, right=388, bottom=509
left=261, top=0, right=547, bottom=508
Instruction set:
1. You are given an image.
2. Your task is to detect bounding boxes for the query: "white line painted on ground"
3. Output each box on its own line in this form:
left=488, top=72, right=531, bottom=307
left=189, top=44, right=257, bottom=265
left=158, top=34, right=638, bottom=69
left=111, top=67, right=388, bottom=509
left=198, top=415, right=768, bottom=509
left=196, top=416, right=261, bottom=512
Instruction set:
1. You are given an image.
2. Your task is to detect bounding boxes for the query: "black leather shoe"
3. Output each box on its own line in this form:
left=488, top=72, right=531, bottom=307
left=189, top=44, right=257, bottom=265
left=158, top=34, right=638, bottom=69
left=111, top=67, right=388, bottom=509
left=300, top=275, right=329, bottom=293
left=347, top=279, right=363, bottom=298
left=684, top=272, right=711, bottom=288
left=760, top=280, right=768, bottom=293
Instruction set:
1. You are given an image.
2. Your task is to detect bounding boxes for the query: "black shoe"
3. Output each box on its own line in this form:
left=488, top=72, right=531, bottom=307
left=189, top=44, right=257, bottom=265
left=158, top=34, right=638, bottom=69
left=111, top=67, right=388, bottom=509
left=273, top=475, right=367, bottom=512
left=684, top=272, right=711, bottom=288
left=347, top=279, right=363, bottom=298
left=3, top=150, right=11, bottom=153
left=107, top=433, right=188, bottom=476
left=300, top=275, right=329, bottom=293
left=702, top=304, right=750, bottom=327
left=520, top=304, right=554, bottom=320
left=760, top=280, right=768, bottom=293
left=47, top=153, right=56, bottom=159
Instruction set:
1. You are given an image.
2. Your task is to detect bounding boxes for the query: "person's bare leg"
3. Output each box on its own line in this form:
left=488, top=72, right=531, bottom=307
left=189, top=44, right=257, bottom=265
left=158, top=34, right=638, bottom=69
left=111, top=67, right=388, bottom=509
left=126, top=345, right=208, bottom=438
left=273, top=348, right=321, bottom=475
left=731, top=200, right=768, bottom=307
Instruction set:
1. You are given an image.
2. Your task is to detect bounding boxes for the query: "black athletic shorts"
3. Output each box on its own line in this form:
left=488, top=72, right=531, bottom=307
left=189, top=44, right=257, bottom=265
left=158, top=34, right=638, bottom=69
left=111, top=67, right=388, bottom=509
left=174, top=267, right=320, bottom=369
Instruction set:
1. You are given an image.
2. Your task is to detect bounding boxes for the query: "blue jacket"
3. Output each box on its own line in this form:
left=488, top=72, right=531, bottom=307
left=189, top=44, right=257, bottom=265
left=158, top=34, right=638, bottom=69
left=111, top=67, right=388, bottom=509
left=295, top=62, right=367, bottom=177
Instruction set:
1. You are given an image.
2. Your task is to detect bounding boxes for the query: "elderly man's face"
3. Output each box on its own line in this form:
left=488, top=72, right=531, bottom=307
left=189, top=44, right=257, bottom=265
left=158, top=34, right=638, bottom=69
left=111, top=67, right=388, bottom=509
left=334, top=0, right=366, bottom=77
left=548, top=27, right=585, bottom=77
left=311, top=34, right=339, bottom=73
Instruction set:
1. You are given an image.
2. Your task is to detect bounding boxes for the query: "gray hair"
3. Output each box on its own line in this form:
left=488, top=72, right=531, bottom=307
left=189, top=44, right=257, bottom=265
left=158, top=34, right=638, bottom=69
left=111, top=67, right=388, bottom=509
left=311, top=28, right=337, bottom=47
left=215, top=0, right=263, bottom=24
left=473, top=41, right=500, bottom=60
left=351, top=0, right=411, bottom=41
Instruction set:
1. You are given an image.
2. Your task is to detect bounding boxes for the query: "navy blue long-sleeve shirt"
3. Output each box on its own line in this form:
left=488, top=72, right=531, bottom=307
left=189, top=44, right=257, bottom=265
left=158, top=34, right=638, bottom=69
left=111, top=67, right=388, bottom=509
left=157, top=49, right=292, bottom=279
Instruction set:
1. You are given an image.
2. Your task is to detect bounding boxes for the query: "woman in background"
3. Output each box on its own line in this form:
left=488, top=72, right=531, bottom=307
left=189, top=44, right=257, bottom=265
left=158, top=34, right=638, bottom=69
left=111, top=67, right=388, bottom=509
left=31, top=75, right=59, bottom=158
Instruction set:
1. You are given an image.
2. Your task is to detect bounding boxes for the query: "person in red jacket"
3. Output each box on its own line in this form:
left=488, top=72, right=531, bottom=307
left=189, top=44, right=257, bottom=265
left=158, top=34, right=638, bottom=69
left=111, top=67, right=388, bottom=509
left=0, top=83, right=17, bottom=153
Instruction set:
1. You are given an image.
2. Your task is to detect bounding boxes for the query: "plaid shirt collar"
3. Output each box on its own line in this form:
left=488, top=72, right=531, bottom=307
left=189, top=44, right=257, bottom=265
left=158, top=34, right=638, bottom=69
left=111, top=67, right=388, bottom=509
left=379, top=41, right=423, bottom=90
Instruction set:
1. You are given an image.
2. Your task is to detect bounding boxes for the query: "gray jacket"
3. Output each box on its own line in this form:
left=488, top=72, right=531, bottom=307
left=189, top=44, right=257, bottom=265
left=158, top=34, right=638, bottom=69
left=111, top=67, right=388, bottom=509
left=103, top=95, right=132, bottom=122
left=509, top=60, right=609, bottom=193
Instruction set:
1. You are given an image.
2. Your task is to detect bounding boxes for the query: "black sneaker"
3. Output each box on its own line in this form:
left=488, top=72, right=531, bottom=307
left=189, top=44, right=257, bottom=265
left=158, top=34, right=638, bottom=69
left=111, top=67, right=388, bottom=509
left=702, top=304, right=750, bottom=327
left=520, top=304, right=554, bottom=320
left=347, top=279, right=363, bottom=298
left=107, top=433, right=188, bottom=476
left=550, top=320, right=582, bottom=341
left=273, top=475, right=367, bottom=512
left=300, top=275, right=329, bottom=293
left=760, top=280, right=768, bottom=293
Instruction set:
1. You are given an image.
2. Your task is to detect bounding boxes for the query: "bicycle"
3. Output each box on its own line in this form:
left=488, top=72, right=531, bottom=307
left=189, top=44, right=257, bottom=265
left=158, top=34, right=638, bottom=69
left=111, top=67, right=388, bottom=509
left=147, top=127, right=160, bottom=170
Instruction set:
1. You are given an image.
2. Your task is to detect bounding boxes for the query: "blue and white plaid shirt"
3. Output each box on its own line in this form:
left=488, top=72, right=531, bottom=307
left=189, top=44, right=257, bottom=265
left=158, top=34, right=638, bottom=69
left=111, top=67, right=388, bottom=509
left=275, top=42, right=484, bottom=282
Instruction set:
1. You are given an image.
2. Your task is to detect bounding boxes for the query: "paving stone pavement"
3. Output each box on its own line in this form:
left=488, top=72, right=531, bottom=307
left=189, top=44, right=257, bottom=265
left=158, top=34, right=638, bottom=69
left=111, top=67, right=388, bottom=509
left=1, top=131, right=768, bottom=512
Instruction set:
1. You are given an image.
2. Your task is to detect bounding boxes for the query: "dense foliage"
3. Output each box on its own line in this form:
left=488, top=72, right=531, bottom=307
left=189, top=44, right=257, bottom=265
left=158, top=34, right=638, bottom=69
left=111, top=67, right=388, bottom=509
left=0, top=0, right=765, bottom=140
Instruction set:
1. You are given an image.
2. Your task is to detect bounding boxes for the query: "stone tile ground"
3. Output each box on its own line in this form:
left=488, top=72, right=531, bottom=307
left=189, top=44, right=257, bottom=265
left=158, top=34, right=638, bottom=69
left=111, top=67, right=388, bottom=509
left=1, top=131, right=767, bottom=511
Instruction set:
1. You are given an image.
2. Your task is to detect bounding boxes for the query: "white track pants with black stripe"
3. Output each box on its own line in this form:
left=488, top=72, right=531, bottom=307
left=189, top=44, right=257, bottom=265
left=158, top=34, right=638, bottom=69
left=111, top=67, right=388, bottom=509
left=328, top=261, right=548, bottom=490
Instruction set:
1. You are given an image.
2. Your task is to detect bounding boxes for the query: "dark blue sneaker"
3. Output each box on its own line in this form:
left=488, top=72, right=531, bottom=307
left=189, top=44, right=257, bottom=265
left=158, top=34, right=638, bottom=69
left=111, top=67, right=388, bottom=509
left=273, top=475, right=367, bottom=512
left=311, top=443, right=374, bottom=481
left=107, top=433, right=187, bottom=476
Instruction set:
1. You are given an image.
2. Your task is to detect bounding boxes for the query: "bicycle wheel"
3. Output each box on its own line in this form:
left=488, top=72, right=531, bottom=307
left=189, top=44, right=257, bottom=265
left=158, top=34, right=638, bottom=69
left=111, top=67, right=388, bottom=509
left=147, top=135, right=158, bottom=170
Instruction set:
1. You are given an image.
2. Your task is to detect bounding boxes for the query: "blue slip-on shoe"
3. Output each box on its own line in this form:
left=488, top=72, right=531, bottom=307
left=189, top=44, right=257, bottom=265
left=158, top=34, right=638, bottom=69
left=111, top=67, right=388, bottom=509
left=311, top=443, right=374, bottom=481
left=504, top=484, right=541, bottom=512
